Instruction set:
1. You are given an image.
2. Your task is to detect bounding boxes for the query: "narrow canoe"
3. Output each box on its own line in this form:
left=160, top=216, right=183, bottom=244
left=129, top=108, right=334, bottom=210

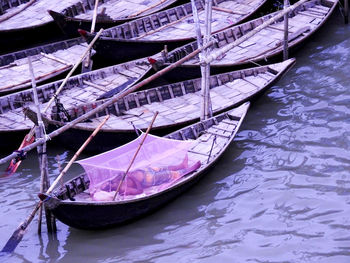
left=40, top=58, right=295, bottom=152
left=81, top=0, right=267, bottom=64
left=156, top=0, right=338, bottom=82
left=40, top=102, right=250, bottom=229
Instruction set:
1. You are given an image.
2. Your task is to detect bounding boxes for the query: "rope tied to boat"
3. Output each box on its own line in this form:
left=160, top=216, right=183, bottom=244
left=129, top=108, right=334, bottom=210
left=13, top=150, right=27, bottom=164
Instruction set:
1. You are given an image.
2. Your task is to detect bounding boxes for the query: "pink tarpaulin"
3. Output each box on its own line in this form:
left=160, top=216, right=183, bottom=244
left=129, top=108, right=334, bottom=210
left=77, top=134, right=201, bottom=201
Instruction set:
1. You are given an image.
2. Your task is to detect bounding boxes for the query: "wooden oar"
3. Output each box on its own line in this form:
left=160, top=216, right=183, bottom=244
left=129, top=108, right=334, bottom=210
left=3, top=29, right=104, bottom=176
left=0, top=38, right=216, bottom=166
left=1, top=114, right=110, bottom=253
left=128, top=0, right=166, bottom=18
left=113, top=111, right=158, bottom=201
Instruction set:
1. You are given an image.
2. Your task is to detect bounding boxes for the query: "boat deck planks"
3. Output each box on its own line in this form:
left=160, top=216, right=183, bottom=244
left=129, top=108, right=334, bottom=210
left=0, top=0, right=82, bottom=30
left=0, top=57, right=153, bottom=132
left=102, top=0, right=267, bottom=42
left=69, top=60, right=294, bottom=132
left=167, top=0, right=337, bottom=67
left=0, top=42, right=87, bottom=93
left=74, top=0, right=174, bottom=20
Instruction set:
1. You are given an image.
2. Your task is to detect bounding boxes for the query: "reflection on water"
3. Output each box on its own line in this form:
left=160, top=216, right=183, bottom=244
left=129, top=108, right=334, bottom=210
left=1, top=9, right=350, bottom=263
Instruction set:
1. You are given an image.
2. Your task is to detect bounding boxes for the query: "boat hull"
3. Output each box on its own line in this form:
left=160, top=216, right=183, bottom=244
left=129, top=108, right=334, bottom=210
left=50, top=0, right=179, bottom=37
left=91, top=37, right=190, bottom=65
left=0, top=22, right=64, bottom=55
left=46, top=59, right=295, bottom=153
left=49, top=168, right=206, bottom=229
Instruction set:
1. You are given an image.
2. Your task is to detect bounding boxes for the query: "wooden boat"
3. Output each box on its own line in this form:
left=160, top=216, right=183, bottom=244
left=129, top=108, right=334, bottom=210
left=0, top=37, right=89, bottom=95
left=0, top=0, right=85, bottom=52
left=0, top=56, right=154, bottom=150
left=81, top=0, right=267, bottom=64
left=39, top=102, right=250, bottom=229
left=38, top=58, right=296, bottom=152
left=49, top=0, right=178, bottom=37
left=156, top=0, right=338, bottom=82
left=0, top=0, right=31, bottom=14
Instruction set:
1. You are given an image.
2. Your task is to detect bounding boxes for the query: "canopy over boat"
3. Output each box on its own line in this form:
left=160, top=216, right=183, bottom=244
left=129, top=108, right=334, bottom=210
left=77, top=133, right=200, bottom=201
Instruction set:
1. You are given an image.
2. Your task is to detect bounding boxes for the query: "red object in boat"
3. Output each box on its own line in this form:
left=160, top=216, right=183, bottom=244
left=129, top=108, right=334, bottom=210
left=3, top=134, right=35, bottom=176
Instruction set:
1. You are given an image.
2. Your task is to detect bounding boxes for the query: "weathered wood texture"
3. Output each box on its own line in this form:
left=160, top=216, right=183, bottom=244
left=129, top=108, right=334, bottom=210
left=164, top=0, right=337, bottom=67
left=0, top=0, right=31, bottom=15
left=70, top=0, right=177, bottom=21
left=0, top=37, right=88, bottom=94
left=48, top=59, right=295, bottom=136
left=83, top=0, right=267, bottom=63
left=0, top=0, right=83, bottom=30
left=101, top=0, right=267, bottom=41
left=0, top=57, right=152, bottom=133
left=0, top=0, right=176, bottom=31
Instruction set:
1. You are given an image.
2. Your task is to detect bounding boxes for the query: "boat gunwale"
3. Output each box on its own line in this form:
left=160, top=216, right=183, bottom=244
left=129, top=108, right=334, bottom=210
left=95, top=0, right=268, bottom=42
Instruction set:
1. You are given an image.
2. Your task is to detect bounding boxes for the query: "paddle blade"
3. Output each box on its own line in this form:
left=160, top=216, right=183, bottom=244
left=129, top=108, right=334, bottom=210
left=1, top=202, right=41, bottom=253
left=1, top=227, right=26, bottom=253
left=3, top=135, right=35, bottom=176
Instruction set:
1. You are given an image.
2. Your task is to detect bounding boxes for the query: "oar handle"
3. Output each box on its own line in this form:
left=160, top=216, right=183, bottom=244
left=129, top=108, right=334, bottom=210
left=113, top=111, right=159, bottom=200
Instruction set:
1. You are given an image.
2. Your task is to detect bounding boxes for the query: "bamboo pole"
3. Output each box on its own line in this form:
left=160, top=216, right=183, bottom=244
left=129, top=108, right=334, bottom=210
left=44, top=28, right=103, bottom=112
left=28, top=57, right=55, bottom=234
left=0, top=0, right=36, bottom=23
left=1, top=115, right=110, bottom=253
left=199, top=0, right=212, bottom=120
left=83, top=0, right=99, bottom=71
left=190, top=0, right=203, bottom=48
left=0, top=39, right=216, bottom=166
left=128, top=0, right=166, bottom=18
left=211, top=6, right=245, bottom=15
left=3, top=29, right=104, bottom=174
left=10, top=29, right=103, bottom=152
left=46, top=115, right=110, bottom=193
left=191, top=0, right=206, bottom=120
left=91, top=0, right=99, bottom=34
left=283, top=0, right=289, bottom=60
left=112, top=112, right=158, bottom=201
left=204, top=0, right=212, bottom=120
left=203, top=0, right=309, bottom=65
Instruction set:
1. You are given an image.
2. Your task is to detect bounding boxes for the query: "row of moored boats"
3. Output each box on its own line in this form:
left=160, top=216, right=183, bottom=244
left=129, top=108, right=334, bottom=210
left=0, top=0, right=338, bottom=229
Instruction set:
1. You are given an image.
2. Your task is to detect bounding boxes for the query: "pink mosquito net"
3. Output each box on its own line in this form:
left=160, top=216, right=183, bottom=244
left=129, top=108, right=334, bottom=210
left=77, top=133, right=201, bottom=201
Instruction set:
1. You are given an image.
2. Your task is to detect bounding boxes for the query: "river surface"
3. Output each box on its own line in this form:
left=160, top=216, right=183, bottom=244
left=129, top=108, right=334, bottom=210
left=1, top=8, right=350, bottom=263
